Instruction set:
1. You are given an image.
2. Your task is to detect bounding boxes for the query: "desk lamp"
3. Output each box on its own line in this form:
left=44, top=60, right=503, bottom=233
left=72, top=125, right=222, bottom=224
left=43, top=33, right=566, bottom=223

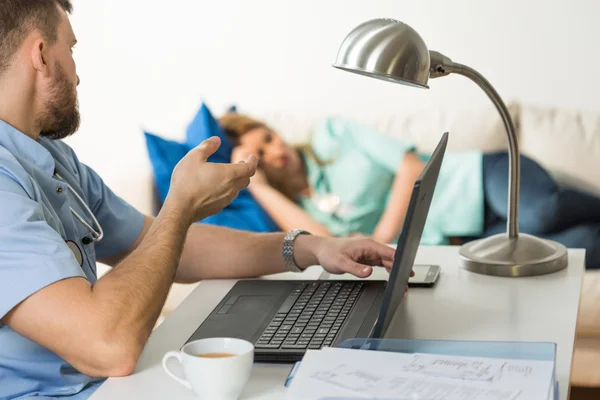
left=333, top=18, right=568, bottom=277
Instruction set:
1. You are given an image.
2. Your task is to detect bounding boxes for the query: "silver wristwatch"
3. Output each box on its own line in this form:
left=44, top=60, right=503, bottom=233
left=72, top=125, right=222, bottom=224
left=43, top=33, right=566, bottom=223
left=282, top=229, right=312, bottom=272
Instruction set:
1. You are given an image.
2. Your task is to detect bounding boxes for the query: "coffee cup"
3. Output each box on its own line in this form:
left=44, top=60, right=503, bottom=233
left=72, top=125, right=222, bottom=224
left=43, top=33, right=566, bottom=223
left=162, top=338, right=254, bottom=400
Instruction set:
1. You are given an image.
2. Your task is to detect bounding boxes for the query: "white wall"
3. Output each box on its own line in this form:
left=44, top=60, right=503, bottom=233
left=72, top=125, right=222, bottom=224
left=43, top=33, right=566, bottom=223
left=65, top=0, right=600, bottom=207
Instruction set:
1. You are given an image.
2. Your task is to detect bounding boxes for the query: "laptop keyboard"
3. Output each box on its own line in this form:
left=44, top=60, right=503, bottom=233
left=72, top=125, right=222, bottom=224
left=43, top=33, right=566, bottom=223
left=255, top=281, right=364, bottom=350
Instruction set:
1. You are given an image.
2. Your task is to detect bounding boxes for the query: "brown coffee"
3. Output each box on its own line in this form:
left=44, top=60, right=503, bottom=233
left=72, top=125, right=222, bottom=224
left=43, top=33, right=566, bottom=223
left=195, top=352, right=236, bottom=358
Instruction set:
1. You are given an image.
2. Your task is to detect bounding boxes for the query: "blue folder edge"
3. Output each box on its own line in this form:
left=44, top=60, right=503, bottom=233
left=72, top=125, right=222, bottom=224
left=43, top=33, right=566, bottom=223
left=284, top=338, right=558, bottom=400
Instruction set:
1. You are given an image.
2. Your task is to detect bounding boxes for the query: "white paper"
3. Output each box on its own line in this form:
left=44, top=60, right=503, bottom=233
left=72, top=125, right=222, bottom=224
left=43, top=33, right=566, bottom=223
left=396, top=352, right=508, bottom=382
left=285, top=348, right=554, bottom=400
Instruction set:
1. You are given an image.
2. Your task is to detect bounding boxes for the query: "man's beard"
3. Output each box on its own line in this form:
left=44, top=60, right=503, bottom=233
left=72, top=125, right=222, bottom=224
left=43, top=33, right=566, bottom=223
left=37, top=63, right=80, bottom=140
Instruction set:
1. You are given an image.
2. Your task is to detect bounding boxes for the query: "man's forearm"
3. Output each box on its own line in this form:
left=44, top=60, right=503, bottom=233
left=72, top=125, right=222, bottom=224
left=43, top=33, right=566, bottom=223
left=92, top=205, right=191, bottom=355
left=176, top=226, right=322, bottom=283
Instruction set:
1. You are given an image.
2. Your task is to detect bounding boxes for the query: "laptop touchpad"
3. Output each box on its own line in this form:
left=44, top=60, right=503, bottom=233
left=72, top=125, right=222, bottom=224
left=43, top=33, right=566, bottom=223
left=186, top=280, right=296, bottom=344
left=227, top=295, right=272, bottom=314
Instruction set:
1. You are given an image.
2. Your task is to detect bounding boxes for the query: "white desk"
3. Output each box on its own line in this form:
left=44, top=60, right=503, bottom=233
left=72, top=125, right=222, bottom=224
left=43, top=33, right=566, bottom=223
left=91, top=246, right=584, bottom=400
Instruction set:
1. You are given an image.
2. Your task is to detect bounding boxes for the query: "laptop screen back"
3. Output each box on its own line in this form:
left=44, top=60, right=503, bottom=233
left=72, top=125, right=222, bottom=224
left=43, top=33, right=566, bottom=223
left=371, top=132, right=448, bottom=338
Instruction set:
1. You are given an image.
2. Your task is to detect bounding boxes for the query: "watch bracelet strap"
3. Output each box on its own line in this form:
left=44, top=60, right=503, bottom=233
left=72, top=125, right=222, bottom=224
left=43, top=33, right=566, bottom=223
left=282, top=229, right=312, bottom=272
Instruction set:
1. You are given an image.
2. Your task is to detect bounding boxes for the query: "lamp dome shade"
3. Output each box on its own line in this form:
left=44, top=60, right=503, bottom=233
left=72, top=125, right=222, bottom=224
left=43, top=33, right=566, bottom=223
left=333, top=18, right=431, bottom=88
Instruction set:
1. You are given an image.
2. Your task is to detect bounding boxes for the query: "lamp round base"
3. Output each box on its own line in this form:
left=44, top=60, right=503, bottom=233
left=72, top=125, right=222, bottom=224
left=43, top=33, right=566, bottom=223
left=459, top=233, right=568, bottom=277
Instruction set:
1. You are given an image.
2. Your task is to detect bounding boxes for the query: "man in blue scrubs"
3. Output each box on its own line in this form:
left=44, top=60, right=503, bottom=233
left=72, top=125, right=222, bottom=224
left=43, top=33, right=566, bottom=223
left=0, top=1, right=397, bottom=398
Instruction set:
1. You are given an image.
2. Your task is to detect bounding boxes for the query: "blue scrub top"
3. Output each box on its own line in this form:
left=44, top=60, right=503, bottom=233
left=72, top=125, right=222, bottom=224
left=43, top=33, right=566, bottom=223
left=0, top=120, right=145, bottom=399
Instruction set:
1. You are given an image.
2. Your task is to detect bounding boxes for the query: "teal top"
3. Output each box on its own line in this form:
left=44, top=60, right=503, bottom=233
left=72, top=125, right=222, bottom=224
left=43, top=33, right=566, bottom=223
left=298, top=117, right=484, bottom=245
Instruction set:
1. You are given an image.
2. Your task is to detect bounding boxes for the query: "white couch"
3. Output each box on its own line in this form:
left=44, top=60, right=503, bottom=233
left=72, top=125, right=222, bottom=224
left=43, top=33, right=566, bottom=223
left=101, top=102, right=600, bottom=386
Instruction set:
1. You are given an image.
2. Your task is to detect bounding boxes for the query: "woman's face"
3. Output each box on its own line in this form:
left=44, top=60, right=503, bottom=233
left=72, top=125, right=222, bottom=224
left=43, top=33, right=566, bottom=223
left=238, top=127, right=302, bottom=182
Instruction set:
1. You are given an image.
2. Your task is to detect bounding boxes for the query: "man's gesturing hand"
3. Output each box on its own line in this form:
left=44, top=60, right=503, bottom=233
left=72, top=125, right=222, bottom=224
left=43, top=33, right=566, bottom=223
left=166, top=137, right=258, bottom=222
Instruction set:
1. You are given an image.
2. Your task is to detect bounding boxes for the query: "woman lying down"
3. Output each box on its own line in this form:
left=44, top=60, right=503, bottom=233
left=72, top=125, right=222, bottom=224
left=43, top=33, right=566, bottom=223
left=220, top=112, right=600, bottom=269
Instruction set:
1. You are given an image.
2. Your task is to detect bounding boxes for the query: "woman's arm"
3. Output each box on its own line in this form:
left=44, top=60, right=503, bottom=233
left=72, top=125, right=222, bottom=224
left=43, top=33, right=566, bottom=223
left=249, top=176, right=333, bottom=237
left=372, top=152, right=425, bottom=243
left=230, top=146, right=332, bottom=236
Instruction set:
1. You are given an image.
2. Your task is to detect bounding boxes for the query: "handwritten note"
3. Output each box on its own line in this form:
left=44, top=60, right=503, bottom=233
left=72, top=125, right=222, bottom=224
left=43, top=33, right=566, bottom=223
left=285, top=348, right=554, bottom=400
left=308, top=363, right=522, bottom=400
left=398, top=353, right=506, bottom=382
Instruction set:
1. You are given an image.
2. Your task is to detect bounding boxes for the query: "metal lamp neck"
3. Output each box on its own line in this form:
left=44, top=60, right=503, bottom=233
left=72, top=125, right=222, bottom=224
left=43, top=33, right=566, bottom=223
left=429, top=51, right=520, bottom=239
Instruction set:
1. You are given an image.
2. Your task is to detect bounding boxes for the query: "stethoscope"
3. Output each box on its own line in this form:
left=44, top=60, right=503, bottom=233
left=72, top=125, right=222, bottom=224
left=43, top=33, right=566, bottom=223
left=310, top=170, right=352, bottom=219
left=299, top=153, right=346, bottom=217
left=55, top=173, right=104, bottom=245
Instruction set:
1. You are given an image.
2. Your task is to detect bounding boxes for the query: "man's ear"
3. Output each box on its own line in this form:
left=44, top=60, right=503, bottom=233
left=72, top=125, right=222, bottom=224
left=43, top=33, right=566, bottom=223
left=31, top=40, right=51, bottom=77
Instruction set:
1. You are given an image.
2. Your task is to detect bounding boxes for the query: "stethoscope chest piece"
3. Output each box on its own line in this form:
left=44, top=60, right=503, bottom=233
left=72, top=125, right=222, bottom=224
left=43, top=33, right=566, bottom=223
left=312, top=191, right=354, bottom=218
left=314, top=193, right=342, bottom=215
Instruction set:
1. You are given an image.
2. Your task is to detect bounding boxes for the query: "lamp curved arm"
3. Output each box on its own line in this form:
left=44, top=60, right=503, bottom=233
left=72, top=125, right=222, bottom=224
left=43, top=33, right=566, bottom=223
left=429, top=51, right=520, bottom=239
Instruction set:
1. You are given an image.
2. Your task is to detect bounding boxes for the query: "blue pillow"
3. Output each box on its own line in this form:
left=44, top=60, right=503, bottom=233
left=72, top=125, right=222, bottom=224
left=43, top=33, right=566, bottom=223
left=144, top=103, right=279, bottom=233
left=185, top=103, right=233, bottom=163
left=202, top=189, right=280, bottom=232
left=144, top=132, right=189, bottom=203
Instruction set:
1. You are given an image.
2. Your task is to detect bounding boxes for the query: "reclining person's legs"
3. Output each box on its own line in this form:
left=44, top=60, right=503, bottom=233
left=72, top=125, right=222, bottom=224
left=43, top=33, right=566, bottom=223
left=483, top=152, right=600, bottom=234
left=542, top=224, right=600, bottom=270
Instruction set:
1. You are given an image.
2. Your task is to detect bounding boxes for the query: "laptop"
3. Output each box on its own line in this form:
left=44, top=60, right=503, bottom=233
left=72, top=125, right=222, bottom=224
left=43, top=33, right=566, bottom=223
left=186, top=132, right=448, bottom=362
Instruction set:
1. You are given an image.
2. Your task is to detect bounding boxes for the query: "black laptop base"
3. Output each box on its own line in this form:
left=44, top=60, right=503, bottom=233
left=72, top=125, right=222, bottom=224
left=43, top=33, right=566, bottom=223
left=186, top=279, right=386, bottom=363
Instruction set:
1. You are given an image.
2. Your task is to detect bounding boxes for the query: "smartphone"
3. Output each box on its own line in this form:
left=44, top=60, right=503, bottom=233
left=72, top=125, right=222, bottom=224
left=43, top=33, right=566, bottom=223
left=408, top=264, right=440, bottom=287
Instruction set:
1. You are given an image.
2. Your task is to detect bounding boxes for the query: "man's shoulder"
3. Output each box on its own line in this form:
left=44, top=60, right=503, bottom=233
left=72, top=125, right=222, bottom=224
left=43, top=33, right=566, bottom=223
left=0, top=145, right=31, bottom=179
left=0, top=144, right=19, bottom=164
left=0, top=146, right=36, bottom=196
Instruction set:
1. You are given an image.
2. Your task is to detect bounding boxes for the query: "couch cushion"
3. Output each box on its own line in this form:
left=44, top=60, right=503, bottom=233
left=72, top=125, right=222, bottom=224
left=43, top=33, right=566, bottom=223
left=519, top=106, right=600, bottom=195
left=572, top=336, right=600, bottom=387
left=576, top=271, right=600, bottom=338
left=572, top=271, right=600, bottom=386
left=363, top=103, right=521, bottom=154
left=257, top=104, right=520, bottom=155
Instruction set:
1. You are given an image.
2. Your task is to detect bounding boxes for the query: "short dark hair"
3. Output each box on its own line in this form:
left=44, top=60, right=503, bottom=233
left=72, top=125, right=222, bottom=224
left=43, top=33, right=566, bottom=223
left=0, top=0, right=73, bottom=77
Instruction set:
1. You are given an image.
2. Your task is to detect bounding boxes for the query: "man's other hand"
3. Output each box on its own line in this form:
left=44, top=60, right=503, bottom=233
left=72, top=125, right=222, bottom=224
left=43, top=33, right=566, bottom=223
left=312, top=237, right=395, bottom=278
